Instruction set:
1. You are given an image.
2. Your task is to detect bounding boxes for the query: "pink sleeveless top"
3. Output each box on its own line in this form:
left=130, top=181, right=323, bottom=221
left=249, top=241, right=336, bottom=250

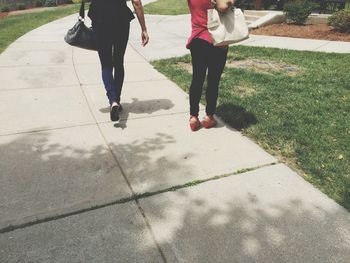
left=187, top=0, right=213, bottom=49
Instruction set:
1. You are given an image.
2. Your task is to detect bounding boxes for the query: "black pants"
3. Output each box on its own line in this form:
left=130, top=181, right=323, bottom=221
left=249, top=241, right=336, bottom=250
left=94, top=21, right=130, bottom=104
left=189, top=38, right=228, bottom=116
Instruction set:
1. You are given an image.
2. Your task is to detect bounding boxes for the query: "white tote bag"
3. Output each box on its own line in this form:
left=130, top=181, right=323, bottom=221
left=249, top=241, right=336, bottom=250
left=207, top=6, right=249, bottom=46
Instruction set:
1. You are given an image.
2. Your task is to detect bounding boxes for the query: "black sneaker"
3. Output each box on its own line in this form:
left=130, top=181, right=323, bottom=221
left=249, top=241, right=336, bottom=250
left=110, top=104, right=120, bottom=121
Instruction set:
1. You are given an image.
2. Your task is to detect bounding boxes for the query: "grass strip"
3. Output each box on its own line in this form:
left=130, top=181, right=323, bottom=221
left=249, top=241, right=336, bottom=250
left=143, top=0, right=189, bottom=15
left=152, top=45, right=350, bottom=210
left=0, top=4, right=80, bottom=54
left=0, top=163, right=273, bottom=234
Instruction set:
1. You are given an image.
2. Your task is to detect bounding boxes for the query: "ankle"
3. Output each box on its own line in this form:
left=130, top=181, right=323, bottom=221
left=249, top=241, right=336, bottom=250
left=111, top=101, right=119, bottom=108
left=190, top=115, right=199, bottom=122
left=189, top=115, right=201, bottom=131
left=202, top=115, right=217, bottom=129
left=204, top=115, right=215, bottom=120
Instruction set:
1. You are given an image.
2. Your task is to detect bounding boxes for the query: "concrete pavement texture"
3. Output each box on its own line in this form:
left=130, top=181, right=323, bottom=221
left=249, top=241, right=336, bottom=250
left=0, top=11, right=350, bottom=263
left=140, top=164, right=350, bottom=262
left=1, top=202, right=164, bottom=263
left=129, top=14, right=350, bottom=61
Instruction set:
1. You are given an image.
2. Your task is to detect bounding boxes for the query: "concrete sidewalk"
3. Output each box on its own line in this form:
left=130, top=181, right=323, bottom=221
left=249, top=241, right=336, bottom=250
left=129, top=14, right=350, bottom=61
left=0, top=14, right=350, bottom=262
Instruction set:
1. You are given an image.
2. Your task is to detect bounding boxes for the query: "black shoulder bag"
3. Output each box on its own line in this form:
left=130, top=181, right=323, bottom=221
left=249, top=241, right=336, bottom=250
left=64, top=1, right=97, bottom=51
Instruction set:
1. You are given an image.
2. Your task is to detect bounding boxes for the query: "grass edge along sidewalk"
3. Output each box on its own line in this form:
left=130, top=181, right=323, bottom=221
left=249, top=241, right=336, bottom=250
left=151, top=45, right=350, bottom=211
left=143, top=0, right=189, bottom=15
left=0, top=4, right=80, bottom=54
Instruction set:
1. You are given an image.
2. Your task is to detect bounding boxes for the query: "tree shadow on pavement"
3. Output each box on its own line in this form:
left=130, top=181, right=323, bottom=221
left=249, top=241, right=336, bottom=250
left=0, top=130, right=350, bottom=262
left=140, top=188, right=350, bottom=262
left=0, top=129, right=188, bottom=261
left=0, top=129, right=188, bottom=226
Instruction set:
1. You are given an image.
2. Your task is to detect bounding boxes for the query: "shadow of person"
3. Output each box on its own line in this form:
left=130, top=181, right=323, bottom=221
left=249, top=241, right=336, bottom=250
left=216, top=103, right=257, bottom=131
left=99, top=98, right=175, bottom=129
left=123, top=98, right=175, bottom=115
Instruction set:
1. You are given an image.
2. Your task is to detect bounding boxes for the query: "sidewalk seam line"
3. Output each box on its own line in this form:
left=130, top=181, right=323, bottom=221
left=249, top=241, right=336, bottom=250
left=71, top=46, right=168, bottom=263
left=313, top=41, right=332, bottom=51
left=0, top=110, right=195, bottom=137
left=128, top=43, right=149, bottom=62
left=0, top=78, right=170, bottom=93
left=0, top=61, right=151, bottom=68
left=0, top=162, right=277, bottom=234
left=0, top=122, right=96, bottom=137
left=0, top=63, right=72, bottom=68
left=0, top=84, right=82, bottom=93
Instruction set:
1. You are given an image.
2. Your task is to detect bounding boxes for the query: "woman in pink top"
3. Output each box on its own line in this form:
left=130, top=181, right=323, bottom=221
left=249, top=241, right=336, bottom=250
left=187, top=0, right=234, bottom=131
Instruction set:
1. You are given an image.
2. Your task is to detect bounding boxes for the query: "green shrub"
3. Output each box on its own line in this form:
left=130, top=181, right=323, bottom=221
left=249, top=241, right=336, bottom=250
left=284, top=0, right=318, bottom=25
left=235, top=0, right=256, bottom=10
left=262, top=0, right=288, bottom=10
left=16, top=3, right=27, bottom=10
left=345, top=2, right=350, bottom=11
left=262, top=0, right=276, bottom=9
left=328, top=10, right=350, bottom=33
left=276, top=0, right=288, bottom=9
left=34, top=0, right=45, bottom=7
left=0, top=5, right=10, bottom=12
left=44, top=0, right=57, bottom=7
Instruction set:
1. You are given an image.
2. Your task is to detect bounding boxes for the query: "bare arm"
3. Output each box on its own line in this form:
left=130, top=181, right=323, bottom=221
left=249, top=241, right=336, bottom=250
left=215, top=0, right=235, bottom=13
left=132, top=0, right=149, bottom=46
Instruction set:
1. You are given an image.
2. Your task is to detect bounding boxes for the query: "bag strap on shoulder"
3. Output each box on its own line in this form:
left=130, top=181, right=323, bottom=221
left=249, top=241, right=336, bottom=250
left=79, top=1, right=85, bottom=21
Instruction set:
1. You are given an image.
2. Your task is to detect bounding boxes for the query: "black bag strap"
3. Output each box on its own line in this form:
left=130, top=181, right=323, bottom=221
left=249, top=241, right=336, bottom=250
left=79, top=1, right=85, bottom=20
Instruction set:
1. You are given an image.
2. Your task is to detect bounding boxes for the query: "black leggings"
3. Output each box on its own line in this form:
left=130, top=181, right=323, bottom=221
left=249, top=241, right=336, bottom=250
left=94, top=21, right=130, bottom=104
left=189, top=38, right=228, bottom=116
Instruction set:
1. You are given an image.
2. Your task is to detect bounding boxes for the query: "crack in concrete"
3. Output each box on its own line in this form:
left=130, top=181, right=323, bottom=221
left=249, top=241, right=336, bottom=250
left=71, top=46, right=168, bottom=263
left=0, top=162, right=277, bottom=235
left=0, top=110, right=194, bottom=137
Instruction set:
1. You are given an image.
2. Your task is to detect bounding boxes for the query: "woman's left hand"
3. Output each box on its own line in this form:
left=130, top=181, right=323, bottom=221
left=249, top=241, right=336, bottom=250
left=141, top=30, right=149, bottom=46
left=216, top=0, right=235, bottom=13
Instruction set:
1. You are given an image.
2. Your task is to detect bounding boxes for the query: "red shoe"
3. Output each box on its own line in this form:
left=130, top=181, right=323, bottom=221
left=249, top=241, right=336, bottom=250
left=202, top=115, right=217, bottom=129
left=189, top=115, right=201, bottom=131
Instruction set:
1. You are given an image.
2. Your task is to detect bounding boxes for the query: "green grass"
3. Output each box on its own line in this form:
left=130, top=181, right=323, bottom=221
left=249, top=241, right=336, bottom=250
left=0, top=4, right=80, bottom=54
left=143, top=0, right=189, bottom=15
left=152, top=46, right=350, bottom=211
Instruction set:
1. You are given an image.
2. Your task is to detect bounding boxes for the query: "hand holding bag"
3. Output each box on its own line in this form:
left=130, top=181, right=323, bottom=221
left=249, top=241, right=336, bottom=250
left=64, top=1, right=97, bottom=51
left=207, top=0, right=249, bottom=46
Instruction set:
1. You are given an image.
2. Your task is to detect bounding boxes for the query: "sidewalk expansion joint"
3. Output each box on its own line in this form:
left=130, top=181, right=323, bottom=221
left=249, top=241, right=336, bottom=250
left=0, top=110, right=193, bottom=137
left=86, top=78, right=174, bottom=87
left=128, top=43, right=151, bottom=63
left=0, top=161, right=278, bottom=235
left=0, top=63, right=72, bottom=68
left=76, top=77, right=168, bottom=87
left=0, top=122, right=97, bottom=137
left=314, top=41, right=332, bottom=51
left=134, top=162, right=278, bottom=201
left=0, top=84, right=82, bottom=93
left=71, top=47, right=168, bottom=263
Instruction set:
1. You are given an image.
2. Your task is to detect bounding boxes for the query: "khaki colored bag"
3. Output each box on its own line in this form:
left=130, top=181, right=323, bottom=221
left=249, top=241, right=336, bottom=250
left=207, top=1, right=249, bottom=46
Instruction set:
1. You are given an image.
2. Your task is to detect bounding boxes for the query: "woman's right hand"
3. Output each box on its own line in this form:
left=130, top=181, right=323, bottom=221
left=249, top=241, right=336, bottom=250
left=132, top=0, right=149, bottom=47
left=141, top=30, right=149, bottom=47
left=215, top=0, right=235, bottom=13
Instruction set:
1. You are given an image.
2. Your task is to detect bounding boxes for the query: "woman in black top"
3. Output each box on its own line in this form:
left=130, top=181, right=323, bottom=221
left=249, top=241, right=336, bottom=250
left=88, top=0, right=149, bottom=121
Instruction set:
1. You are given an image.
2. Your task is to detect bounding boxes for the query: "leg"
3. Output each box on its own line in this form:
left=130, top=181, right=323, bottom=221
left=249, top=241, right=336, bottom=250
left=112, top=22, right=130, bottom=104
left=206, top=46, right=228, bottom=116
left=95, top=24, right=117, bottom=105
left=189, top=39, right=209, bottom=117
